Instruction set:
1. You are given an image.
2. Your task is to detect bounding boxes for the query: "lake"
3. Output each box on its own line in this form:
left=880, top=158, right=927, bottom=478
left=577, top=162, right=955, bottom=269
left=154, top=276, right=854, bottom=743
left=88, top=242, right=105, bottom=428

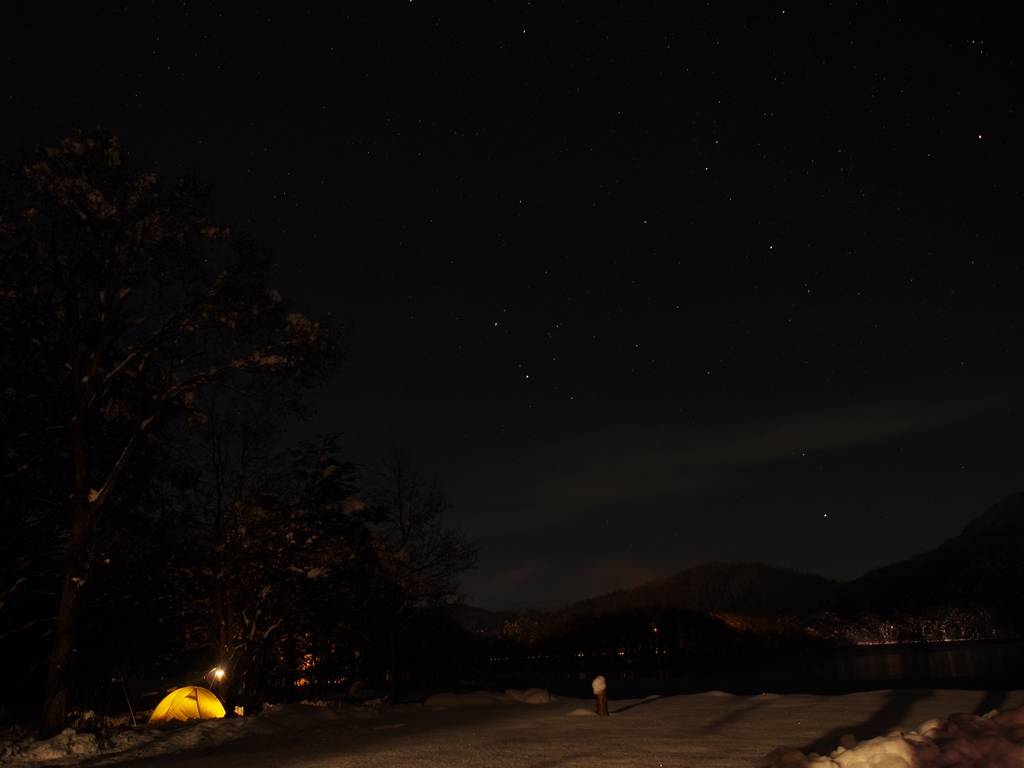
left=529, top=641, right=1024, bottom=698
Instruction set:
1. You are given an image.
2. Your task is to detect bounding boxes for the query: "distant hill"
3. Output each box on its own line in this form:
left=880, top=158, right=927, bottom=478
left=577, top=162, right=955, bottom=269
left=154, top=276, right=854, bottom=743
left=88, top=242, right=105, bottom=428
left=462, top=493, right=1024, bottom=635
left=555, top=561, right=840, bottom=618
left=840, top=491, right=1024, bottom=620
left=551, top=493, right=1024, bottom=622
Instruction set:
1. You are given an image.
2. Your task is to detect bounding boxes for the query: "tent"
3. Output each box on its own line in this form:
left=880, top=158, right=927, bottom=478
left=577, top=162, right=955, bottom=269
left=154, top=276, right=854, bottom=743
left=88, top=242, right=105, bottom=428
left=149, top=686, right=226, bottom=722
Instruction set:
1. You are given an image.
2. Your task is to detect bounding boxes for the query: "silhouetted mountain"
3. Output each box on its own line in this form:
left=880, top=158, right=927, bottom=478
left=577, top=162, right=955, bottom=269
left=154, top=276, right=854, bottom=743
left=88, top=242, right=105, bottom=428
left=840, top=492, right=1024, bottom=622
left=557, top=561, right=840, bottom=618
left=463, top=493, right=1024, bottom=642
left=550, top=494, right=1024, bottom=624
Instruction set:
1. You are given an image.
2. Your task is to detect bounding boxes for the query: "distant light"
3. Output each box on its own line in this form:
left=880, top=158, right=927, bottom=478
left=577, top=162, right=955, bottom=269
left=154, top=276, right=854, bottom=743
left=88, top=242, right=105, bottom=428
left=213, top=668, right=225, bottom=680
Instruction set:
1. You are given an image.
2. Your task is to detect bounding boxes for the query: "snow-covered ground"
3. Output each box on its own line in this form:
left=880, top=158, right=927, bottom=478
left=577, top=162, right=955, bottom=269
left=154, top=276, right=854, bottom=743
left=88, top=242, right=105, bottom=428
left=3, top=687, right=1024, bottom=767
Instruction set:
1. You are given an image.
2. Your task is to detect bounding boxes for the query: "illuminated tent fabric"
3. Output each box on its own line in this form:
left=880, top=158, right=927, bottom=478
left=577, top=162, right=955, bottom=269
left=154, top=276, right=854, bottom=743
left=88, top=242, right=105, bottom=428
left=148, top=686, right=226, bottom=722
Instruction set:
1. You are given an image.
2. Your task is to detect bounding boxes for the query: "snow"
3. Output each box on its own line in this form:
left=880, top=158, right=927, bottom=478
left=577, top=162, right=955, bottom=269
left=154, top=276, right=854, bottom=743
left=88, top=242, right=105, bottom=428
left=2, top=687, right=1024, bottom=767
left=424, top=688, right=554, bottom=707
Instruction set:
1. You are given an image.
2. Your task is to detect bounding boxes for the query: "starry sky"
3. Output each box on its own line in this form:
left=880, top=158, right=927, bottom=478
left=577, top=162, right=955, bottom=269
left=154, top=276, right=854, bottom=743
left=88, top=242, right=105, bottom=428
left=2, top=2, right=1021, bottom=610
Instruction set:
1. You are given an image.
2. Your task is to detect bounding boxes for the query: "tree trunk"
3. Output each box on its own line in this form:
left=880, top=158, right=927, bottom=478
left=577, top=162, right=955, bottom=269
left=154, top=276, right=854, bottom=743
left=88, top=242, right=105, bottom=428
left=40, top=408, right=97, bottom=740
left=240, top=646, right=268, bottom=716
left=223, top=646, right=249, bottom=716
left=215, top=579, right=234, bottom=709
left=388, top=621, right=400, bottom=705
left=39, top=495, right=95, bottom=739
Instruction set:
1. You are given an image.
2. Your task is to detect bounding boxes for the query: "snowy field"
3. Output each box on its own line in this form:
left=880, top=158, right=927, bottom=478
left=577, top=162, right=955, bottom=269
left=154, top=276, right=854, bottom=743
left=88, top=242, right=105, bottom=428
left=4, top=687, right=1024, bottom=768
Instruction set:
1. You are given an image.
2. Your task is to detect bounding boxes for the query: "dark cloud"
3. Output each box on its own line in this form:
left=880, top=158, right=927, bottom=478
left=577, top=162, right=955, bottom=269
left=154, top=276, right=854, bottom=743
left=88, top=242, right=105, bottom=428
left=465, top=396, right=1006, bottom=538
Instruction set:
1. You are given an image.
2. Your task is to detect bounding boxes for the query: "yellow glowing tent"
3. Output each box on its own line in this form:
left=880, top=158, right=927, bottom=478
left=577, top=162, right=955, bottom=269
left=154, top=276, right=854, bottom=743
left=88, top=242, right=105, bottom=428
left=148, top=686, right=226, bottom=722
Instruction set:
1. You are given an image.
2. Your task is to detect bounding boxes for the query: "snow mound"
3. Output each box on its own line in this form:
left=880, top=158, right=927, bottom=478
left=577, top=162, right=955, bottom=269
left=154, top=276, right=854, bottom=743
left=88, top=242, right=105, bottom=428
left=505, top=688, right=555, bottom=704
left=1, top=725, right=167, bottom=763
left=18, top=730, right=99, bottom=761
left=567, top=708, right=600, bottom=716
left=764, top=704, right=1024, bottom=768
left=0, top=701, right=383, bottom=764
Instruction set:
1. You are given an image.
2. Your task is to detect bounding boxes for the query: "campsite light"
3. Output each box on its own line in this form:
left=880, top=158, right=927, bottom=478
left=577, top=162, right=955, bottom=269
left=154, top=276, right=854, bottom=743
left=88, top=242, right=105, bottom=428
left=213, top=668, right=225, bottom=680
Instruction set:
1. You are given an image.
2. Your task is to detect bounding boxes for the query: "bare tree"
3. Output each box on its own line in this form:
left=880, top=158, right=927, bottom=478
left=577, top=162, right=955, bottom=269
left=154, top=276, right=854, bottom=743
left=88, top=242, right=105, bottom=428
left=362, top=446, right=477, bottom=701
left=160, top=407, right=366, bottom=714
left=0, top=130, right=343, bottom=736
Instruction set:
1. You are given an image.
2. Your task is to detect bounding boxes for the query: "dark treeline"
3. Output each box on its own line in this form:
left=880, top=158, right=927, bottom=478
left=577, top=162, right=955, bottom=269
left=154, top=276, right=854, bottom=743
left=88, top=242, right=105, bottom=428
left=0, top=131, right=477, bottom=735
left=485, top=606, right=832, bottom=680
left=482, top=600, right=1011, bottom=682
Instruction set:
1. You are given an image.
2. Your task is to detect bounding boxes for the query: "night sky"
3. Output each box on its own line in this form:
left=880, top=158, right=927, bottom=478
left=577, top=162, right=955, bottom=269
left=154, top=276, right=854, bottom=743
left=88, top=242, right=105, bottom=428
left=3, top=3, right=1021, bottom=610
